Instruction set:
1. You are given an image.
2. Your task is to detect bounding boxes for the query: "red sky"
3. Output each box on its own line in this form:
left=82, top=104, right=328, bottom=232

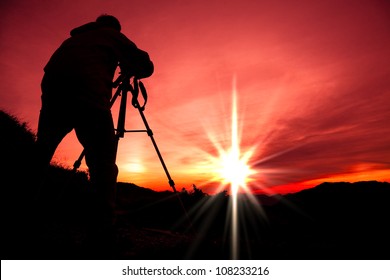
left=1, top=0, right=390, bottom=194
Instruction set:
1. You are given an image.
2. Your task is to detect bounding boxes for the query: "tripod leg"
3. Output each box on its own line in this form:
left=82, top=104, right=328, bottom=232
left=134, top=107, right=200, bottom=232
left=116, top=86, right=128, bottom=139
left=136, top=106, right=176, bottom=192
left=72, top=150, right=85, bottom=172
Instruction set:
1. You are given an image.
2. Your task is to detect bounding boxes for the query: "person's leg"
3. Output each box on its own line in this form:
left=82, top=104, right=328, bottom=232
left=74, top=107, right=118, bottom=254
left=36, top=75, right=74, bottom=181
left=30, top=105, right=74, bottom=255
left=35, top=105, right=73, bottom=196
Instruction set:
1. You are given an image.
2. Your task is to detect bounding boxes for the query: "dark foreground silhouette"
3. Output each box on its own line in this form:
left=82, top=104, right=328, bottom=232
left=2, top=110, right=390, bottom=260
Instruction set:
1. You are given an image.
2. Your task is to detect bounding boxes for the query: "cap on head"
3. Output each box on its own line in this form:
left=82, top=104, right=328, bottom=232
left=96, top=14, right=121, bottom=31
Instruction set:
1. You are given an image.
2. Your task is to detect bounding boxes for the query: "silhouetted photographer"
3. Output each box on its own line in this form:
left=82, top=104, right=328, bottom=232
left=35, top=14, right=153, bottom=256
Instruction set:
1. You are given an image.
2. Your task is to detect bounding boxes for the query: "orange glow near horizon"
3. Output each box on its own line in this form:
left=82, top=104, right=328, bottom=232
left=254, top=166, right=390, bottom=195
left=302, top=165, right=390, bottom=189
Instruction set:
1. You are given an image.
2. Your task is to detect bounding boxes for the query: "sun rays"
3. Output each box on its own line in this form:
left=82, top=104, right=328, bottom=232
left=199, top=77, right=266, bottom=259
left=214, top=78, right=256, bottom=190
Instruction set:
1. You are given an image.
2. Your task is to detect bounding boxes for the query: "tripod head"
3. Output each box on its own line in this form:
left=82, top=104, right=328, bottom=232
left=112, top=74, right=148, bottom=111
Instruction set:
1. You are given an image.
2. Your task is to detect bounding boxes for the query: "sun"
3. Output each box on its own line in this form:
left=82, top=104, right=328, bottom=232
left=217, top=147, right=254, bottom=190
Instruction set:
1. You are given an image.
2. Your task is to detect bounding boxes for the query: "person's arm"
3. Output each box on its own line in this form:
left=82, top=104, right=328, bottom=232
left=126, top=49, right=154, bottom=79
left=115, top=32, right=154, bottom=79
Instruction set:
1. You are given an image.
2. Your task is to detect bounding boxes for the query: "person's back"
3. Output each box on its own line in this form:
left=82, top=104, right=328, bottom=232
left=42, top=17, right=153, bottom=110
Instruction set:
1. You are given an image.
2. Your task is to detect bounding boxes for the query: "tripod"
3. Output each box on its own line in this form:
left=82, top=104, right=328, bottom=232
left=72, top=74, right=176, bottom=193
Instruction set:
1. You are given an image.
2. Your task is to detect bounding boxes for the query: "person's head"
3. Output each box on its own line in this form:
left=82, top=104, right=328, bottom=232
left=96, top=14, right=121, bottom=31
